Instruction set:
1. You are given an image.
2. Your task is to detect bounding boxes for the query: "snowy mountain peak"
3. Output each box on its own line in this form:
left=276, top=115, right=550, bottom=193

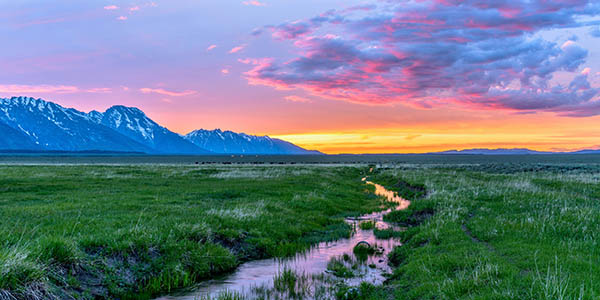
left=87, top=110, right=104, bottom=123
left=0, top=97, right=317, bottom=155
left=97, top=105, right=209, bottom=154
left=101, top=105, right=159, bottom=137
left=184, top=129, right=320, bottom=155
left=0, top=97, right=152, bottom=153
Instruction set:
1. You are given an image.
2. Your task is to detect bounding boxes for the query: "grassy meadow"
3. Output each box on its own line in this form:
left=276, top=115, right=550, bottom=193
left=368, top=163, right=600, bottom=300
left=0, top=165, right=383, bottom=299
left=1, top=159, right=600, bottom=299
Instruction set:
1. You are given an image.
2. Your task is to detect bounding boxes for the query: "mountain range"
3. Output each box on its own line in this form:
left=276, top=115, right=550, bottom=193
left=0, top=97, right=320, bottom=155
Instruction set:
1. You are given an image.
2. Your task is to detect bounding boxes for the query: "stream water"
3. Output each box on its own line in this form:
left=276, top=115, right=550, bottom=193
left=157, top=178, right=409, bottom=300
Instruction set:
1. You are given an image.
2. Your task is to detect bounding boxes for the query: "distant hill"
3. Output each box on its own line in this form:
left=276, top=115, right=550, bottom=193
left=0, top=97, right=320, bottom=155
left=430, top=148, right=599, bottom=155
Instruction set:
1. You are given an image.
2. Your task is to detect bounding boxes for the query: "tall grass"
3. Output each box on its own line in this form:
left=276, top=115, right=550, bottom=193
left=372, top=163, right=600, bottom=299
left=0, top=165, right=385, bottom=299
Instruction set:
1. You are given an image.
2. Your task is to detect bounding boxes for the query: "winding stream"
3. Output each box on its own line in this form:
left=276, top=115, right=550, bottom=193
left=157, top=178, right=409, bottom=300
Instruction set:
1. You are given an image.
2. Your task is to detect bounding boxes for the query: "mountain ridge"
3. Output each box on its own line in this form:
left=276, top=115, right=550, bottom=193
left=0, top=97, right=321, bottom=155
left=184, top=129, right=322, bottom=155
left=428, top=148, right=600, bottom=155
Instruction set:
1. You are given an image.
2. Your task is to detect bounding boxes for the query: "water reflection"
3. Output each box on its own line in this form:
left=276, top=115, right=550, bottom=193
left=158, top=178, right=408, bottom=300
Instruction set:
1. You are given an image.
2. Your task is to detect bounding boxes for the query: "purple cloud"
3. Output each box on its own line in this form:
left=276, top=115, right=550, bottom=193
left=243, top=0, right=600, bottom=116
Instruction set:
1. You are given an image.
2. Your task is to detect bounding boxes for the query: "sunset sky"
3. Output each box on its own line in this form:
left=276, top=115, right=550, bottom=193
left=2, top=0, right=600, bottom=153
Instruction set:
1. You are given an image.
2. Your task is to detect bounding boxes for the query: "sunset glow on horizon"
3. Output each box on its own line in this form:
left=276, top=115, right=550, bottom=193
left=2, top=0, right=600, bottom=154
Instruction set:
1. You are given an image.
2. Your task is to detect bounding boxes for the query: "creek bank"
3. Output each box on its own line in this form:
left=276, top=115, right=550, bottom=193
left=159, top=178, right=414, bottom=300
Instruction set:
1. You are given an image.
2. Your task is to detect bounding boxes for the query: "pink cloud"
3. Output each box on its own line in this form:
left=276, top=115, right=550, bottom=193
left=229, top=45, right=246, bottom=54
left=207, top=45, right=217, bottom=51
left=0, top=84, right=79, bottom=94
left=129, top=6, right=140, bottom=13
left=15, top=18, right=66, bottom=28
left=104, top=5, right=118, bottom=10
left=243, top=1, right=266, bottom=6
left=582, top=67, right=591, bottom=75
left=284, top=95, right=311, bottom=103
left=139, top=88, right=197, bottom=97
left=87, top=88, right=112, bottom=93
left=117, top=16, right=128, bottom=21
left=242, top=0, right=600, bottom=116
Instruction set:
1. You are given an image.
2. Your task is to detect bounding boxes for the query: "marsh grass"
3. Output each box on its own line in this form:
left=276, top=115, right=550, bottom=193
left=370, top=163, right=600, bottom=299
left=358, top=220, right=375, bottom=230
left=0, top=165, right=384, bottom=299
left=327, top=256, right=355, bottom=278
left=4, top=161, right=600, bottom=299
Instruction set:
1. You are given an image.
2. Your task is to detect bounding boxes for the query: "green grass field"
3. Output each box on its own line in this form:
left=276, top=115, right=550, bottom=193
left=368, top=164, right=600, bottom=300
left=0, top=165, right=382, bottom=299
left=2, top=160, right=600, bottom=299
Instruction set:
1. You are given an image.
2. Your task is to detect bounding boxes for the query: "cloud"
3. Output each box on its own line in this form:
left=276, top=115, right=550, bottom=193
left=87, top=88, right=112, bottom=93
left=269, top=21, right=313, bottom=40
left=207, top=44, right=217, bottom=51
left=284, top=95, right=311, bottom=103
left=0, top=85, right=114, bottom=95
left=104, top=5, right=119, bottom=10
left=15, top=18, right=66, bottom=28
left=0, top=84, right=79, bottom=94
left=139, top=88, right=197, bottom=97
left=129, top=6, right=140, bottom=13
left=243, top=0, right=600, bottom=116
left=221, top=69, right=230, bottom=74
left=117, top=16, right=128, bottom=21
left=404, top=134, right=421, bottom=141
left=243, top=1, right=266, bottom=6
left=582, top=67, right=592, bottom=75
left=229, top=44, right=246, bottom=54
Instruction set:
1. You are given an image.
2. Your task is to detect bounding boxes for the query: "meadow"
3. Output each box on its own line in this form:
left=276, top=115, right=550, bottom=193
left=1, top=156, right=600, bottom=299
left=0, top=165, right=383, bottom=299
left=367, top=163, right=600, bottom=300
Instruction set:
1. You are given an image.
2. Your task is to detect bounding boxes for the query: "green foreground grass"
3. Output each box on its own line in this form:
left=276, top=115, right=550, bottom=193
left=0, top=165, right=382, bottom=299
left=368, top=164, right=600, bottom=300
left=3, top=162, right=600, bottom=299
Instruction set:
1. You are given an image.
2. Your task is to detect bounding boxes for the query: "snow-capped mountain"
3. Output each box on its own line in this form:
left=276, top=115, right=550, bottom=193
left=0, top=97, right=320, bottom=155
left=0, top=121, right=41, bottom=150
left=184, top=129, right=321, bottom=154
left=0, top=97, right=151, bottom=152
left=90, top=105, right=209, bottom=154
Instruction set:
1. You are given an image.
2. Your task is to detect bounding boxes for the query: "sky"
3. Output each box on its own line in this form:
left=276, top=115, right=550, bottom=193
left=1, top=0, right=600, bottom=154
